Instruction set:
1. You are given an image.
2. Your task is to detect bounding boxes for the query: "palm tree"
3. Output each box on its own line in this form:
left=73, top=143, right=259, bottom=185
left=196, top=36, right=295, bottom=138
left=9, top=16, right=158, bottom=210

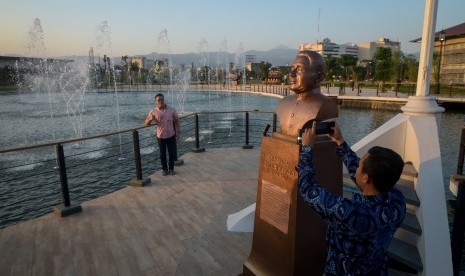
left=130, top=62, right=139, bottom=85
left=338, top=55, right=358, bottom=82
left=121, top=55, right=129, bottom=84
left=373, top=47, right=393, bottom=92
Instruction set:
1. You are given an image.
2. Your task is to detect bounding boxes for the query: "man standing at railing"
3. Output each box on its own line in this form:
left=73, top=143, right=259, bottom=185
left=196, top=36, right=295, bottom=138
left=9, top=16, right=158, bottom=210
left=145, top=93, right=180, bottom=176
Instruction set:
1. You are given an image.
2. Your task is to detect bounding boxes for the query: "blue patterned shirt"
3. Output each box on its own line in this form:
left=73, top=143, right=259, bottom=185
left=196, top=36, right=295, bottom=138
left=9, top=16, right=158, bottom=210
left=296, top=142, right=406, bottom=275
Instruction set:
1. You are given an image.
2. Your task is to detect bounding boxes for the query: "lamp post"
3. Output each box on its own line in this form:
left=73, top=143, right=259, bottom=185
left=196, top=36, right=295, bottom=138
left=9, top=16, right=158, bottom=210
left=435, top=30, right=446, bottom=94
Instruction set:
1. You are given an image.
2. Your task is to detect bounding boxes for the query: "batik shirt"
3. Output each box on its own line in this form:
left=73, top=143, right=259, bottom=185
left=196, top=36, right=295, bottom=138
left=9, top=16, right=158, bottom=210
left=296, top=142, right=406, bottom=275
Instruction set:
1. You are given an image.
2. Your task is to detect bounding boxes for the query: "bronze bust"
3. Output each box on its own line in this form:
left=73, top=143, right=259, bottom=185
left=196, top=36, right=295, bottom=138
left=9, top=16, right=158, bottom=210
left=276, top=50, right=338, bottom=137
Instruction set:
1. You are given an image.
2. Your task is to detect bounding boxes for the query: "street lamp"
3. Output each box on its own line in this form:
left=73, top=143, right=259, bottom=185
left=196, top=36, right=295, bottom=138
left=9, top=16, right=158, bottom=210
left=435, top=29, right=446, bottom=94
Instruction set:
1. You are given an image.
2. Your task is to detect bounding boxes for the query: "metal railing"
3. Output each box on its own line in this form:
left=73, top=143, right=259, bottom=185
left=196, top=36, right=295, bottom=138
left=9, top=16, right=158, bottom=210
left=0, top=110, right=276, bottom=228
left=451, top=123, right=465, bottom=275
left=93, top=83, right=291, bottom=97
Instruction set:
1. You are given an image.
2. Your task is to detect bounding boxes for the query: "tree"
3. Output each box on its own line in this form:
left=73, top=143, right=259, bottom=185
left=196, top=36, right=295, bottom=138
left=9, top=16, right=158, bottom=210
left=258, top=61, right=272, bottom=81
left=391, top=50, right=403, bottom=82
left=373, top=47, right=393, bottom=92
left=120, top=55, right=129, bottom=83
left=278, top=66, right=290, bottom=84
left=130, top=61, right=139, bottom=85
left=325, top=55, right=342, bottom=83
left=404, top=54, right=419, bottom=83
left=338, top=55, right=358, bottom=81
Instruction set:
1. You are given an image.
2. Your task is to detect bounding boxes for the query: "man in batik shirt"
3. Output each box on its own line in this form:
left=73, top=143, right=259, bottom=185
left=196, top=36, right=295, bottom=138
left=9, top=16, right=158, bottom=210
left=296, top=121, right=406, bottom=275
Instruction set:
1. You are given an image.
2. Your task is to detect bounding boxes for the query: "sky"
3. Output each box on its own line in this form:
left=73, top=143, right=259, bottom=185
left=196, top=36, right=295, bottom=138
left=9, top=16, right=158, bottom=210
left=1, top=0, right=464, bottom=58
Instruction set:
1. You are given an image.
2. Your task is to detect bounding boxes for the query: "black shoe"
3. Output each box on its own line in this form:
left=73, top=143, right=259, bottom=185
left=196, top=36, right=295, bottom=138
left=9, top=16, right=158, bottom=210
left=169, top=169, right=175, bottom=175
left=162, top=170, right=168, bottom=176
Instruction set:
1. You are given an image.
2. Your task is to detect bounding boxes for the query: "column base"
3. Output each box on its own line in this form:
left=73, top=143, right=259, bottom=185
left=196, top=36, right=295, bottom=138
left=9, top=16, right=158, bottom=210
left=53, top=203, right=82, bottom=217
left=191, top=147, right=205, bottom=153
left=129, top=178, right=151, bottom=187
left=401, top=96, right=445, bottom=115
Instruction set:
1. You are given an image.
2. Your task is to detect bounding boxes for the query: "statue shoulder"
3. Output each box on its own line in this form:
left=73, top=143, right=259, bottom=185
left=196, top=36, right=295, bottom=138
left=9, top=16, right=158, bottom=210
left=276, top=95, right=295, bottom=110
left=318, top=96, right=339, bottom=119
left=281, top=95, right=296, bottom=103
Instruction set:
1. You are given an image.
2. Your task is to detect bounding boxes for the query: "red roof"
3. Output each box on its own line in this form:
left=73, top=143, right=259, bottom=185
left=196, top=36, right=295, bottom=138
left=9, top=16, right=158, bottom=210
left=410, top=22, right=465, bottom=42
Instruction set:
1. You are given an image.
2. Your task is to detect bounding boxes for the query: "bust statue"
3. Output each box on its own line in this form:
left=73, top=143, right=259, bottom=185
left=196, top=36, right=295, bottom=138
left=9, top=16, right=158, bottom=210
left=276, top=50, right=338, bottom=137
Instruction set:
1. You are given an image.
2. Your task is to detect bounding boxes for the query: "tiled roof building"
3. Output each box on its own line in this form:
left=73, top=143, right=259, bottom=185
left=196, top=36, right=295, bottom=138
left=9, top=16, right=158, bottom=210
left=412, top=22, right=465, bottom=86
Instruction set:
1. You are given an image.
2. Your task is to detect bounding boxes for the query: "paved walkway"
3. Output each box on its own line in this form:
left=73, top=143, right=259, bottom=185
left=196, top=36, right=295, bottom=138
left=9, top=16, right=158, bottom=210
left=0, top=146, right=423, bottom=276
left=322, top=86, right=465, bottom=104
left=323, top=86, right=409, bottom=98
left=0, top=147, right=259, bottom=276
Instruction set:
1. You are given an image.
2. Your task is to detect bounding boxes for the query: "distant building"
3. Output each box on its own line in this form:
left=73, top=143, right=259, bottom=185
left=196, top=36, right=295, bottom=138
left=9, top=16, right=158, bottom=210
left=0, top=56, right=73, bottom=70
left=411, top=22, right=465, bottom=86
left=265, top=66, right=282, bottom=84
left=299, top=41, right=358, bottom=58
left=245, top=55, right=260, bottom=76
left=246, top=62, right=260, bottom=73
left=358, top=37, right=401, bottom=61
left=0, top=56, right=74, bottom=85
left=129, top=56, right=154, bottom=70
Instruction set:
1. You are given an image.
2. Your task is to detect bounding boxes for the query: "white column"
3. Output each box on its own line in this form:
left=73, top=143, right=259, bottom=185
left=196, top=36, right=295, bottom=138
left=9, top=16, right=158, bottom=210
left=400, top=1, right=452, bottom=275
left=402, top=0, right=444, bottom=116
left=415, top=0, right=438, bottom=97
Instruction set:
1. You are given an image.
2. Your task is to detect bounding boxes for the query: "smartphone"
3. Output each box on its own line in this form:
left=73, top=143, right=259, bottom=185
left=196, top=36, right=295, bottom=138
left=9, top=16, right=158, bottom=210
left=301, top=120, right=335, bottom=135
left=316, top=121, right=335, bottom=135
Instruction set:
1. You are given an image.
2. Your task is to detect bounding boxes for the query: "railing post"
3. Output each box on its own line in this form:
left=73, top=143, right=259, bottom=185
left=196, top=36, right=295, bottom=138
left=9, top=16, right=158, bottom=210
left=53, top=144, right=82, bottom=217
left=129, top=130, right=151, bottom=187
left=191, top=113, right=205, bottom=153
left=56, top=144, right=71, bottom=207
left=451, top=180, right=465, bottom=276
left=272, top=113, right=277, bottom=133
left=134, top=130, right=143, bottom=180
left=174, top=121, right=184, bottom=166
left=458, top=126, right=465, bottom=175
left=242, top=112, right=253, bottom=149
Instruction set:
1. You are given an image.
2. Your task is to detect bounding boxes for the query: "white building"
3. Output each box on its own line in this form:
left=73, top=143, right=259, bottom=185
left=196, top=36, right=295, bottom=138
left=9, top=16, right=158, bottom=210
left=129, top=56, right=155, bottom=70
left=299, top=41, right=358, bottom=58
left=358, top=37, right=401, bottom=61
left=300, top=37, right=401, bottom=63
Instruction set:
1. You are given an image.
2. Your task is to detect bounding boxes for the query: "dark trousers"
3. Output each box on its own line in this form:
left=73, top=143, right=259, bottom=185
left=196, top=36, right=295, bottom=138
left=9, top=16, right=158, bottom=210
left=157, top=135, right=176, bottom=171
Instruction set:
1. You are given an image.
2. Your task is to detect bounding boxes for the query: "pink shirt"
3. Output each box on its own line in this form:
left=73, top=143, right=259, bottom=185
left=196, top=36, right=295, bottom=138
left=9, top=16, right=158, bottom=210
left=147, top=105, right=179, bottom=139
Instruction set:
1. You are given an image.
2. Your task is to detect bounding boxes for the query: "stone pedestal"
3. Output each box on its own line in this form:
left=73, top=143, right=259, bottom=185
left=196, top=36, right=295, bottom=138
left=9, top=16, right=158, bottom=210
left=243, top=132, right=342, bottom=275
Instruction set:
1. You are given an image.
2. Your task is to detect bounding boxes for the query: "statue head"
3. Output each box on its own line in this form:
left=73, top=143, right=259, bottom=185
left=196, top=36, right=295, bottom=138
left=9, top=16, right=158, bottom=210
left=289, top=50, right=326, bottom=94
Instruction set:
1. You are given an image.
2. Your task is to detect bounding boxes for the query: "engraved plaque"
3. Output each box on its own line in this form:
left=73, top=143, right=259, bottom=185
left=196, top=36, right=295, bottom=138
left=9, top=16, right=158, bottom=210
left=260, top=180, right=290, bottom=234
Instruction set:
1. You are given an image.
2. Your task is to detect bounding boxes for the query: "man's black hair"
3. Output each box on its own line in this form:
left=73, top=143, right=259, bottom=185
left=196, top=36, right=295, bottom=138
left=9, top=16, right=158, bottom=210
left=155, top=93, right=164, bottom=99
left=362, top=146, right=404, bottom=193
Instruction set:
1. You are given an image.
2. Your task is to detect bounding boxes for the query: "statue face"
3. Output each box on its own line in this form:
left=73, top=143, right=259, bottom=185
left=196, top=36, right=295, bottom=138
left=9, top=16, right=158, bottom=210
left=289, top=55, right=320, bottom=94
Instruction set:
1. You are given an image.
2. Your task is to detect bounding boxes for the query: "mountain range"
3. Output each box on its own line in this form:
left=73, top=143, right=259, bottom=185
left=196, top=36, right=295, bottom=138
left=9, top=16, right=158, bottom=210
left=58, top=47, right=300, bottom=67
left=8, top=46, right=418, bottom=67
